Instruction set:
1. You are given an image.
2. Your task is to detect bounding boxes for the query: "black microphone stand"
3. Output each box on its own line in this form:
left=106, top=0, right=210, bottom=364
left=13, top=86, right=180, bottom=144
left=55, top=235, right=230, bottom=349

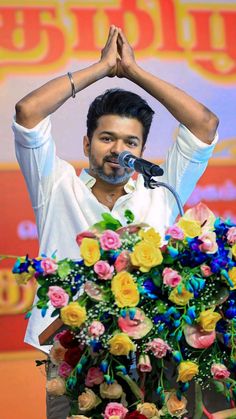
left=142, top=174, right=184, bottom=217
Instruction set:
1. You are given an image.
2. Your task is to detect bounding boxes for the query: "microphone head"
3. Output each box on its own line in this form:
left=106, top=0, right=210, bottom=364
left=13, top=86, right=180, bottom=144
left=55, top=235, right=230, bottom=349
left=118, top=151, right=132, bottom=167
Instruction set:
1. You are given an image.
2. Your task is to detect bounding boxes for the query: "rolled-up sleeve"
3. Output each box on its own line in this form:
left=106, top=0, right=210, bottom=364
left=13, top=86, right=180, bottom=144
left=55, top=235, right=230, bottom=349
left=175, top=124, right=218, bottom=163
left=12, top=116, right=56, bottom=209
left=160, top=123, right=218, bottom=216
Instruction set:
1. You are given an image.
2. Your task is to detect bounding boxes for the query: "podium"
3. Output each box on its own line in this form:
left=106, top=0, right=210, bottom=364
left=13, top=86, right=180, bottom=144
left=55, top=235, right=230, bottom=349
left=38, top=318, right=65, bottom=345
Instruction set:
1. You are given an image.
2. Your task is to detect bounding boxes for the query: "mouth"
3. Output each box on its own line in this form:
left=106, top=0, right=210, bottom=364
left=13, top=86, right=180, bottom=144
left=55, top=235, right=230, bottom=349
left=105, top=157, right=120, bottom=167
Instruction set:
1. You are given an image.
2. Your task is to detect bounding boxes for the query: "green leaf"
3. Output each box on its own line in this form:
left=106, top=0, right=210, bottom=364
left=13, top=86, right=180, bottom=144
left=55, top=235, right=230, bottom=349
left=37, top=286, right=48, bottom=299
left=51, top=308, right=60, bottom=317
left=57, top=260, right=71, bottom=278
left=213, top=380, right=225, bottom=394
left=93, top=213, right=122, bottom=231
left=124, top=209, right=135, bottom=224
left=36, top=300, right=48, bottom=309
left=116, top=371, right=143, bottom=400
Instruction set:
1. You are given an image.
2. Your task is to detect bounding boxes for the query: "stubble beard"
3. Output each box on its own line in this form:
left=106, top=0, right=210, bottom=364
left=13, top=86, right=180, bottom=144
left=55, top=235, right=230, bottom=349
left=89, top=154, right=134, bottom=185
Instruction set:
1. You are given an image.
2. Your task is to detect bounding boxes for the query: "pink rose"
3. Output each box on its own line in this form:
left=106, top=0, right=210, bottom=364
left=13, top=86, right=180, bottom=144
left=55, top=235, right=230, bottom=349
left=199, top=232, right=218, bottom=254
left=162, top=267, right=182, bottom=287
left=184, top=325, right=215, bottom=349
left=48, top=286, right=69, bottom=308
left=104, top=402, right=128, bottom=419
left=100, top=230, right=122, bottom=251
left=211, top=363, right=230, bottom=380
left=58, top=361, right=73, bottom=378
left=146, top=338, right=171, bottom=358
left=85, top=367, right=104, bottom=387
left=41, top=257, right=58, bottom=274
left=114, top=250, right=131, bottom=272
left=76, top=230, right=96, bottom=246
left=94, top=260, right=114, bottom=280
left=165, top=225, right=184, bottom=240
left=227, top=227, right=236, bottom=245
left=137, top=354, right=152, bottom=372
left=200, top=264, right=213, bottom=277
left=88, top=320, right=105, bottom=337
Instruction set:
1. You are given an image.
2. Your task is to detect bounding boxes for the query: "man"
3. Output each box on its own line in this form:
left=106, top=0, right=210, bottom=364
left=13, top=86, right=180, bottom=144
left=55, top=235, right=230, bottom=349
left=13, top=26, right=219, bottom=419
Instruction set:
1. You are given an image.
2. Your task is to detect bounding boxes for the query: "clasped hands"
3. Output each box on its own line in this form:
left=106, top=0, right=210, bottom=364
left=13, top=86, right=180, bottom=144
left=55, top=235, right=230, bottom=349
left=100, top=25, right=136, bottom=78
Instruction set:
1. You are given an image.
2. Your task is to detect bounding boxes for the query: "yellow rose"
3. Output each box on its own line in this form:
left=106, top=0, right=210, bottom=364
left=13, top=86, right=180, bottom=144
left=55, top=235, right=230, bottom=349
left=14, top=266, right=35, bottom=285
left=108, top=333, right=136, bottom=356
left=169, top=286, right=193, bottom=306
left=177, top=218, right=201, bottom=238
left=139, top=228, right=162, bottom=248
left=137, top=402, right=160, bottom=418
left=197, top=309, right=221, bottom=332
left=111, top=272, right=139, bottom=307
left=232, top=244, right=236, bottom=259
left=131, top=240, right=163, bottom=272
left=177, top=361, right=199, bottom=382
left=67, top=416, right=91, bottom=419
left=61, top=302, right=87, bottom=327
left=166, top=391, right=187, bottom=417
left=100, top=381, right=123, bottom=399
left=46, top=377, right=66, bottom=396
left=229, top=267, right=236, bottom=290
left=80, top=238, right=100, bottom=266
left=78, top=388, right=101, bottom=412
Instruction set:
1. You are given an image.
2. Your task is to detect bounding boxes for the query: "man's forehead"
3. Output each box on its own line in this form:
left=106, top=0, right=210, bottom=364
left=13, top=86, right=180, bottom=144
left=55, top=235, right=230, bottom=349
left=95, top=114, right=144, bottom=137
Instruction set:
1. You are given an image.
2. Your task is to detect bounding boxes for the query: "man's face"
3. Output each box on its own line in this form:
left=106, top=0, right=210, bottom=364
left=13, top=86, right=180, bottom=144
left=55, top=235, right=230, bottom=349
left=83, top=115, right=144, bottom=185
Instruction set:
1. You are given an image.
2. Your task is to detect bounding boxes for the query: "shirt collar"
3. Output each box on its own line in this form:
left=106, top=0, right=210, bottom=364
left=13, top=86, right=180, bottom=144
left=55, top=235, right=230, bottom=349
left=79, top=168, right=136, bottom=193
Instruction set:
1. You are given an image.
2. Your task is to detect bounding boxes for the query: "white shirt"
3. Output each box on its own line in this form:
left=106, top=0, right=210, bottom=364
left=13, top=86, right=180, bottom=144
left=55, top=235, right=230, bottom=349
left=12, top=116, right=218, bottom=352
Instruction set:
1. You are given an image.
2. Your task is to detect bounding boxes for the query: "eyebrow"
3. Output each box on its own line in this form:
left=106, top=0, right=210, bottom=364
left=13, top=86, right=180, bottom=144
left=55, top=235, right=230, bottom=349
left=99, top=130, right=141, bottom=142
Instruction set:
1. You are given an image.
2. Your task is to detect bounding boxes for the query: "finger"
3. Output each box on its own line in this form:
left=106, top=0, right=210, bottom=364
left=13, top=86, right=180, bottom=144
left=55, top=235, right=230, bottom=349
left=104, top=25, right=115, bottom=48
left=118, top=28, right=131, bottom=47
left=117, top=33, right=124, bottom=56
left=110, top=27, right=119, bottom=46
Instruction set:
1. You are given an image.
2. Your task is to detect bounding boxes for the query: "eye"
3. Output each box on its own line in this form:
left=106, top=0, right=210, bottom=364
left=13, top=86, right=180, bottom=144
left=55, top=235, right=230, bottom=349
left=126, top=138, right=139, bottom=148
left=100, top=137, right=113, bottom=143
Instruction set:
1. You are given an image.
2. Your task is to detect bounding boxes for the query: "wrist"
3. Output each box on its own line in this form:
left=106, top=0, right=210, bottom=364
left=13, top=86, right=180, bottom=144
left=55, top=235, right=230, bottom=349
left=123, top=61, right=141, bottom=81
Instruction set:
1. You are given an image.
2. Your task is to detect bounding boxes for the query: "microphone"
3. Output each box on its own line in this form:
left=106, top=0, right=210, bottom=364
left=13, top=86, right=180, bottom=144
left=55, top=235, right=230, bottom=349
left=118, top=151, right=164, bottom=177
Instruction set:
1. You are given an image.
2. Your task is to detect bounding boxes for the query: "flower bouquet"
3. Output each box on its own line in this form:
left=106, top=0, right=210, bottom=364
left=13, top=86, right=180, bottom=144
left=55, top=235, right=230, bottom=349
left=8, top=203, right=236, bottom=418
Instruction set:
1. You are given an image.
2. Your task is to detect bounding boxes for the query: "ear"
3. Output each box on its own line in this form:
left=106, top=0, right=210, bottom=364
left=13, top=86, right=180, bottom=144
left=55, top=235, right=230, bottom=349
left=83, top=135, right=90, bottom=157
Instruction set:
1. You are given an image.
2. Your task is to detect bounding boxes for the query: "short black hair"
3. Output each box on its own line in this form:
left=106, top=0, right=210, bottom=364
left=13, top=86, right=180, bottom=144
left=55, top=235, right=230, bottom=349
left=86, top=88, right=154, bottom=147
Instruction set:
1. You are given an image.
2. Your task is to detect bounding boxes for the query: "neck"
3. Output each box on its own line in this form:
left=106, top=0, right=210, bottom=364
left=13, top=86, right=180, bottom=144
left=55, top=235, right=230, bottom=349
left=91, top=176, right=127, bottom=210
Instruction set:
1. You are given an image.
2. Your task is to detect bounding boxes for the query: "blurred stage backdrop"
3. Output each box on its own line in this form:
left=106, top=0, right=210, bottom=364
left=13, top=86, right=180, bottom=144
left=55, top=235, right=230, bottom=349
left=0, top=1, right=236, bottom=417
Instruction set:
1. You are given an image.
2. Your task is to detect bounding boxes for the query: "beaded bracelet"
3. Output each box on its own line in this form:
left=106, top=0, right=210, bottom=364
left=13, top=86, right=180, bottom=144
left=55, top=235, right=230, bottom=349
left=67, top=72, right=76, bottom=98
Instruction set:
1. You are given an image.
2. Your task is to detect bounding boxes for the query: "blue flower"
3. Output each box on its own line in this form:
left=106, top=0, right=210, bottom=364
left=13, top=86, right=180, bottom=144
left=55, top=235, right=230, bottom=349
left=100, top=360, right=108, bottom=373
left=32, top=258, right=44, bottom=273
left=89, top=339, right=102, bottom=352
left=172, top=350, right=182, bottom=362
left=225, top=307, right=236, bottom=319
left=143, top=278, right=159, bottom=299
left=167, top=246, right=179, bottom=258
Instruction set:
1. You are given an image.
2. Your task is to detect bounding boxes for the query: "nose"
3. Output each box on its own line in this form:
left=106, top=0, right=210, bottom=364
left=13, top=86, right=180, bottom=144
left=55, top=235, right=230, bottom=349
left=110, top=139, right=125, bottom=155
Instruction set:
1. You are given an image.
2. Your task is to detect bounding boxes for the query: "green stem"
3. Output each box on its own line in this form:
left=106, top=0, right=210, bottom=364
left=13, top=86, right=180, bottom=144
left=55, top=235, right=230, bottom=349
left=193, top=382, right=203, bottom=419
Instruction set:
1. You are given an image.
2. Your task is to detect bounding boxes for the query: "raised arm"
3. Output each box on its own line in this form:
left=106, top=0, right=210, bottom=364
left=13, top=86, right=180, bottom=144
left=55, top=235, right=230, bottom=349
left=117, top=30, right=219, bottom=144
left=15, top=26, right=120, bottom=129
